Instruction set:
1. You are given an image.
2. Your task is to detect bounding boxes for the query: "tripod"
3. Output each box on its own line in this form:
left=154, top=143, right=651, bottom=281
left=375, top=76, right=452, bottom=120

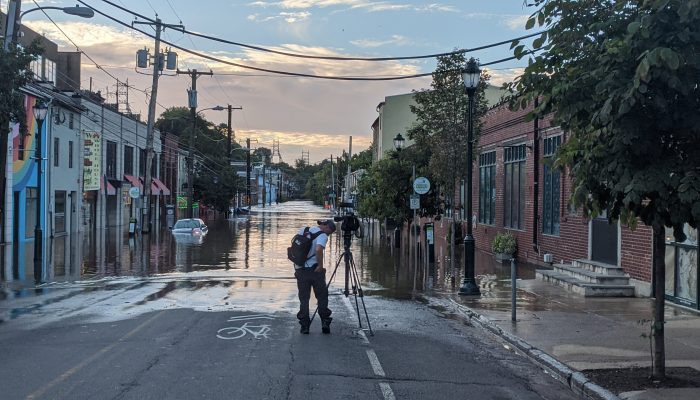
left=312, top=230, right=374, bottom=336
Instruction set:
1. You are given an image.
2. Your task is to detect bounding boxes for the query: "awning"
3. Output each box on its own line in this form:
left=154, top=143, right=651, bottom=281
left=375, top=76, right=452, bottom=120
left=123, top=174, right=142, bottom=191
left=149, top=180, right=161, bottom=196
left=101, top=176, right=116, bottom=195
left=153, top=178, right=171, bottom=196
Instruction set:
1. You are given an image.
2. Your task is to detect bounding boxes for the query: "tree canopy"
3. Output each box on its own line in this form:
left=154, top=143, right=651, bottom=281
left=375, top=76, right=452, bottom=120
left=510, top=0, right=700, bottom=239
left=509, top=0, right=700, bottom=378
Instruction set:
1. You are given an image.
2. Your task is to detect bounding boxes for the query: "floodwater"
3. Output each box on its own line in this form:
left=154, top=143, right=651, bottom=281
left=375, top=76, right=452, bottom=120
left=3, top=201, right=543, bottom=310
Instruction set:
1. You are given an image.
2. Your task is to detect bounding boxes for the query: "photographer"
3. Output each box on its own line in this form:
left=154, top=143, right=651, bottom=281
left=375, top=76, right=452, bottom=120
left=294, top=219, right=336, bottom=334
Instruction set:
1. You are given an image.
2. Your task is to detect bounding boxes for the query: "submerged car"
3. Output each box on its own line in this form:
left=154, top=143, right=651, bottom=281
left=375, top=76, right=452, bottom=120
left=171, top=218, right=208, bottom=236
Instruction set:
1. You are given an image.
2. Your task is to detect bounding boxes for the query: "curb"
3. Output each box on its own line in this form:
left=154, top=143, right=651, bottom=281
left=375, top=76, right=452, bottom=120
left=446, top=298, right=621, bottom=400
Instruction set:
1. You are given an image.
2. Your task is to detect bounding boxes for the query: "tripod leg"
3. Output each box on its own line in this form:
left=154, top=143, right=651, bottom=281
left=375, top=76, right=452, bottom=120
left=348, top=253, right=374, bottom=336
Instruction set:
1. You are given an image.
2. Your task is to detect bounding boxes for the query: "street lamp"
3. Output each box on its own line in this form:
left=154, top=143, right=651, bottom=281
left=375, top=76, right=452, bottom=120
left=20, top=5, right=94, bottom=19
left=32, top=100, right=47, bottom=284
left=459, top=57, right=481, bottom=296
left=393, top=133, right=405, bottom=152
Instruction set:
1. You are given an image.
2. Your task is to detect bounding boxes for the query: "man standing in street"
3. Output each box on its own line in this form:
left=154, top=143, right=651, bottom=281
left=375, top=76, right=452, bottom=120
left=294, top=219, right=336, bottom=334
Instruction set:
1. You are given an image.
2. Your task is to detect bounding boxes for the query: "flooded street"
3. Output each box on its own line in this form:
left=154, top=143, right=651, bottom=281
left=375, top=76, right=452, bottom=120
left=0, top=201, right=579, bottom=400
left=3, top=200, right=548, bottom=321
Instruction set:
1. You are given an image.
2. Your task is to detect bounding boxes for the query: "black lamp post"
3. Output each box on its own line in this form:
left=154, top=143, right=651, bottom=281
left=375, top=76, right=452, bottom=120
left=32, top=100, right=48, bottom=284
left=459, top=57, right=481, bottom=296
left=393, top=133, right=405, bottom=152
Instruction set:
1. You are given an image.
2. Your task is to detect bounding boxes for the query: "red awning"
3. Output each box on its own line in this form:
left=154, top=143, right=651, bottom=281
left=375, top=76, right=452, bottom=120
left=123, top=174, right=142, bottom=191
left=150, top=180, right=161, bottom=196
left=153, top=178, right=171, bottom=196
left=101, top=176, right=116, bottom=195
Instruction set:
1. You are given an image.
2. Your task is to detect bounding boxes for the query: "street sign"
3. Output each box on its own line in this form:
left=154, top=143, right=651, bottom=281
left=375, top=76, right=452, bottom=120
left=410, top=194, right=420, bottom=210
left=129, top=186, right=140, bottom=199
left=413, top=177, right=430, bottom=194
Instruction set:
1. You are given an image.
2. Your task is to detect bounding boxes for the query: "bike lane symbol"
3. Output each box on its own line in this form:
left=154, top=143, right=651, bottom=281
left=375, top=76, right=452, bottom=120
left=216, top=314, right=275, bottom=340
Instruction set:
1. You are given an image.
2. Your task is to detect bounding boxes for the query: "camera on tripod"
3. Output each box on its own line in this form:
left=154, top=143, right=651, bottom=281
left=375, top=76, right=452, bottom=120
left=333, top=202, right=360, bottom=233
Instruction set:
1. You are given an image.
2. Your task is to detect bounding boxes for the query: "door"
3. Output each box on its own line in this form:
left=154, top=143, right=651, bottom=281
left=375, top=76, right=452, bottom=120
left=591, top=215, right=618, bottom=265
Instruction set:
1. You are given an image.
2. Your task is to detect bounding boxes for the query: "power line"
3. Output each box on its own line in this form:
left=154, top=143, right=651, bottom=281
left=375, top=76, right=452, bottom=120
left=79, top=1, right=532, bottom=81
left=96, top=0, right=543, bottom=62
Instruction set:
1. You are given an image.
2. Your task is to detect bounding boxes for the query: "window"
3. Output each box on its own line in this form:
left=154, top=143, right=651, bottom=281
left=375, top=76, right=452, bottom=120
left=504, top=145, right=526, bottom=229
left=139, top=148, right=147, bottom=176
left=106, top=141, right=117, bottom=179
left=45, top=59, right=56, bottom=83
left=68, top=141, right=74, bottom=168
left=25, top=188, right=37, bottom=238
left=124, top=145, right=134, bottom=175
left=18, top=134, right=25, bottom=160
left=68, top=113, right=74, bottom=129
left=479, top=151, right=496, bottom=225
left=53, top=138, right=60, bottom=167
left=543, top=136, right=562, bottom=235
left=55, top=191, right=66, bottom=233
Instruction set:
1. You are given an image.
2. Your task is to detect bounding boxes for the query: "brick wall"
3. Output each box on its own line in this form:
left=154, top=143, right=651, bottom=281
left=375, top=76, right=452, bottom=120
left=472, top=102, right=654, bottom=283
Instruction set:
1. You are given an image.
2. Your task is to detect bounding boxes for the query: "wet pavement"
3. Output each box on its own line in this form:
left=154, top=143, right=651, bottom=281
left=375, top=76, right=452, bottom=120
left=0, top=201, right=578, bottom=399
left=2, top=200, right=697, bottom=399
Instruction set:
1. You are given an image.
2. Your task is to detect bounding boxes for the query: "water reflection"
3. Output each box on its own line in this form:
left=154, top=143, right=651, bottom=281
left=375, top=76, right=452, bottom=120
left=22, top=201, right=542, bottom=304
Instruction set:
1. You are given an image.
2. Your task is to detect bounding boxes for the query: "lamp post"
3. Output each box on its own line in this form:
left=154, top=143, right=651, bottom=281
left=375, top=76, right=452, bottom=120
left=3, top=2, right=94, bottom=51
left=459, top=57, right=481, bottom=296
left=32, top=100, right=47, bottom=284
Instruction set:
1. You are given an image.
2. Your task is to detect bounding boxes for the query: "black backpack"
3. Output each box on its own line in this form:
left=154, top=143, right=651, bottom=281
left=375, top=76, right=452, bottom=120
left=287, top=227, right=323, bottom=266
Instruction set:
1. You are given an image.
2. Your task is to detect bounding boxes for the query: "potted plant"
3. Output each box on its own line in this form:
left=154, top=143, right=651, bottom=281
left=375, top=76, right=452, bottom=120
left=492, top=231, right=516, bottom=261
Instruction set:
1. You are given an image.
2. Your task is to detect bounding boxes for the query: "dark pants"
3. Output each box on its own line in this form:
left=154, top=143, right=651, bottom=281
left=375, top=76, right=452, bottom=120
left=295, top=269, right=332, bottom=323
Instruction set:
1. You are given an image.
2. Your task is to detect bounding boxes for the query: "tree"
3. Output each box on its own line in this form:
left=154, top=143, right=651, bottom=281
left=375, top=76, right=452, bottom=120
left=0, top=40, right=41, bottom=241
left=155, top=107, right=242, bottom=212
left=509, top=0, right=700, bottom=379
left=407, top=52, right=490, bottom=273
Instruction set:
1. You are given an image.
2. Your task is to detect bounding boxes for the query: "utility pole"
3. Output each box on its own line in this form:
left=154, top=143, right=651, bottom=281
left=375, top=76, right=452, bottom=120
left=226, top=105, right=242, bottom=163
left=246, top=138, right=251, bottom=208
left=134, top=18, right=182, bottom=233
left=176, top=69, right=213, bottom=218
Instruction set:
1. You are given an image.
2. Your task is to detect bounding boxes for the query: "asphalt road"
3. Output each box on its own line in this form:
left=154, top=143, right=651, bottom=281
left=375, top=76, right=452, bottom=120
left=0, top=284, right=577, bottom=400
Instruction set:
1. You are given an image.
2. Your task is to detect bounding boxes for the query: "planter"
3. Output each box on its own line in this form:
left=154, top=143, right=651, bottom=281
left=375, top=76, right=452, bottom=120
left=494, top=252, right=514, bottom=262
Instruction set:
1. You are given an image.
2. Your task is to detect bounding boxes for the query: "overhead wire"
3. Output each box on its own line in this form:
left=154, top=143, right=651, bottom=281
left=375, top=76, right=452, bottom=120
left=30, top=1, right=168, bottom=112
left=96, top=0, right=543, bottom=62
left=80, top=0, right=538, bottom=80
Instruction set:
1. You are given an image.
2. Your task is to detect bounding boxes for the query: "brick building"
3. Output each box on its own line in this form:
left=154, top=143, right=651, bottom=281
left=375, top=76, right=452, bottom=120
left=472, top=101, right=700, bottom=304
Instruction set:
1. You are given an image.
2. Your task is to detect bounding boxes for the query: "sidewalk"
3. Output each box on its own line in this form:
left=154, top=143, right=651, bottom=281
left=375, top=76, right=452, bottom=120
left=437, top=276, right=700, bottom=400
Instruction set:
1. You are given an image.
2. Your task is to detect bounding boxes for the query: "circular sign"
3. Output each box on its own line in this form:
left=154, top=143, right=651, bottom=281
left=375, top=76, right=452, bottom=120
left=129, top=186, right=140, bottom=199
left=413, top=177, right=431, bottom=194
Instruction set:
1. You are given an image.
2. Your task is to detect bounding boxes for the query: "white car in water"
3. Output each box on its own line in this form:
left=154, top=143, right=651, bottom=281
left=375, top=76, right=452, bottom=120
left=171, top=218, right=208, bottom=236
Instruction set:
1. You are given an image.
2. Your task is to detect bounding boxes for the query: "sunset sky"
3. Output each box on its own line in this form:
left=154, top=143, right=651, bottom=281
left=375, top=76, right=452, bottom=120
left=12, top=0, right=535, bottom=163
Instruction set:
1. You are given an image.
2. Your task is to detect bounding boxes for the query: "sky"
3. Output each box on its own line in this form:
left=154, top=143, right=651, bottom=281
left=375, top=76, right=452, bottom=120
left=9, top=0, right=536, bottom=164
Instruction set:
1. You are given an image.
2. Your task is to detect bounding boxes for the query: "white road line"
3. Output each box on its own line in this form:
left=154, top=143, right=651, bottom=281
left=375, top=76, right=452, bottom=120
left=366, top=349, right=385, bottom=377
left=341, top=294, right=370, bottom=344
left=338, top=288, right=395, bottom=400
left=379, top=382, right=396, bottom=400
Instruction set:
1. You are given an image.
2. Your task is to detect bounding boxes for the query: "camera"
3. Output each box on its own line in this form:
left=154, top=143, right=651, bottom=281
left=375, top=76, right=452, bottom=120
left=334, top=202, right=360, bottom=233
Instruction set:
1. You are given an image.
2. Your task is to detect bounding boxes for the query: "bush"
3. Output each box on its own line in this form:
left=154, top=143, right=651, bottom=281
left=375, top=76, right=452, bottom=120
left=492, top=231, right=516, bottom=254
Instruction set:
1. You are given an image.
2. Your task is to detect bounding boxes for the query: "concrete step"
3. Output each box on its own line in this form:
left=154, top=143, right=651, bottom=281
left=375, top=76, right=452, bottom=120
left=572, top=259, right=626, bottom=276
left=552, top=264, right=631, bottom=285
left=536, top=270, right=635, bottom=297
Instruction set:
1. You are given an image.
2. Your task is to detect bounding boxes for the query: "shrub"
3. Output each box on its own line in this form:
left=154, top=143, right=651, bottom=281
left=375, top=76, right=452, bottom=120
left=492, top=231, right=516, bottom=254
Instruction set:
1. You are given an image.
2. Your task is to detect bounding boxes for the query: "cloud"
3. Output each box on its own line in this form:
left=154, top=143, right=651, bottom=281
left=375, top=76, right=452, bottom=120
left=248, top=1, right=456, bottom=13
left=24, top=19, right=420, bottom=164
left=350, top=35, right=412, bottom=48
left=505, top=15, right=529, bottom=30
left=248, top=11, right=312, bottom=23
left=486, top=68, right=524, bottom=87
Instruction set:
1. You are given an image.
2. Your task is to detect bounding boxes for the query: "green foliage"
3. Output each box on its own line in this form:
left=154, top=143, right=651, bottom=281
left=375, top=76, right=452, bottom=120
left=0, top=40, right=42, bottom=139
left=508, top=0, right=700, bottom=241
left=355, top=146, right=438, bottom=222
left=407, top=52, right=490, bottom=214
left=155, top=107, right=243, bottom=212
left=491, top=231, right=517, bottom=254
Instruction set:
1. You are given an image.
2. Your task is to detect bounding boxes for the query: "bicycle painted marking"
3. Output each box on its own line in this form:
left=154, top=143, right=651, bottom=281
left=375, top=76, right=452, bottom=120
left=217, top=314, right=276, bottom=340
